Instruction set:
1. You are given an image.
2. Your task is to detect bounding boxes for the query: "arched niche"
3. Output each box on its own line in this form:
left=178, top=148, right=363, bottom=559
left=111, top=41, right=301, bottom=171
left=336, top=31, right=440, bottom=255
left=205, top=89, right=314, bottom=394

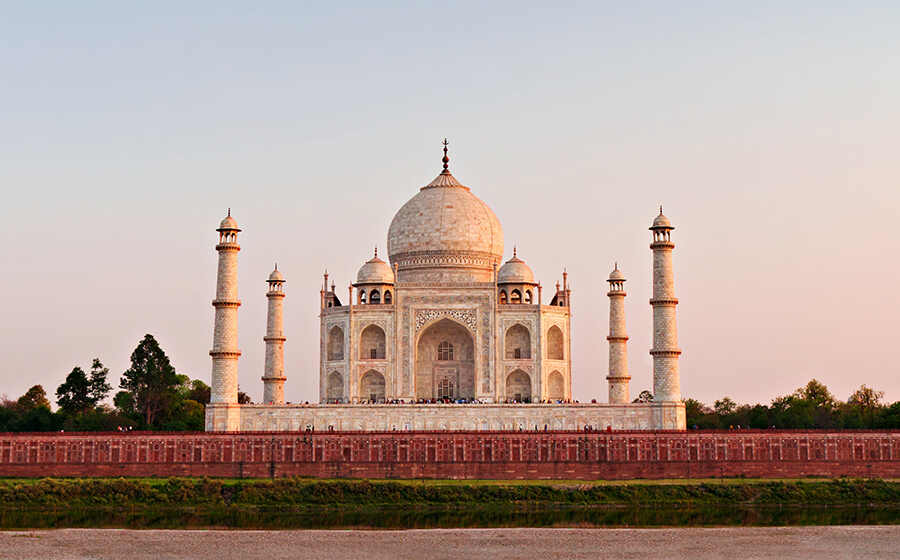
left=327, top=326, right=344, bottom=360
left=360, top=370, right=385, bottom=403
left=547, top=370, right=565, bottom=401
left=326, top=371, right=343, bottom=403
left=547, top=325, right=564, bottom=360
left=505, top=370, right=531, bottom=403
left=505, top=324, right=531, bottom=359
left=359, top=324, right=386, bottom=359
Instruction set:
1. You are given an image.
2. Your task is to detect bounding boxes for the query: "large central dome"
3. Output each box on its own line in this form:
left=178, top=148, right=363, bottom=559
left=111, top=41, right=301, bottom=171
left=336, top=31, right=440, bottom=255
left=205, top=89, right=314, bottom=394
left=388, top=154, right=503, bottom=283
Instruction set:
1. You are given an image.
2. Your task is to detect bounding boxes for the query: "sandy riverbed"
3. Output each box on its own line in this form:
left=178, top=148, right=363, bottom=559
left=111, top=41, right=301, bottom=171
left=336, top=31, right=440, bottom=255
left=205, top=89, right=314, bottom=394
left=1, top=526, right=898, bottom=559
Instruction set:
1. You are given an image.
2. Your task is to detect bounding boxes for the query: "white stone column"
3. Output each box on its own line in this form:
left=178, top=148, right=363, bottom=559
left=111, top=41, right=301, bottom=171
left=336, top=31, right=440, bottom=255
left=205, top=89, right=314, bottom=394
left=207, top=211, right=242, bottom=431
left=606, top=264, right=630, bottom=404
left=262, top=266, right=287, bottom=404
left=649, top=209, right=682, bottom=403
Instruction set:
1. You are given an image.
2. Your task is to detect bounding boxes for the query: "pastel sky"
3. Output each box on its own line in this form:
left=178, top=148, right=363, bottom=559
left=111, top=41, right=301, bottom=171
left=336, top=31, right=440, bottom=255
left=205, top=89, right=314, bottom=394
left=2, top=1, right=898, bottom=407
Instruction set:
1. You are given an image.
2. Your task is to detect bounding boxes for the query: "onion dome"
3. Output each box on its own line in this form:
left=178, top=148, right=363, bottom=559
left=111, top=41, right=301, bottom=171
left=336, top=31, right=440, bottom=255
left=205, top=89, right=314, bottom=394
left=217, top=209, right=240, bottom=231
left=387, top=140, right=503, bottom=281
left=497, top=248, right=535, bottom=284
left=608, top=263, right=625, bottom=281
left=356, top=248, right=395, bottom=285
left=651, top=206, right=673, bottom=229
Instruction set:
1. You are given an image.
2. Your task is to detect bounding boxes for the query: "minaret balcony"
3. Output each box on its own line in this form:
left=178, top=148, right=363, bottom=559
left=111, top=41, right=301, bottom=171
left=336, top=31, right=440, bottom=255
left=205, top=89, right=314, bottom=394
left=649, top=348, right=682, bottom=357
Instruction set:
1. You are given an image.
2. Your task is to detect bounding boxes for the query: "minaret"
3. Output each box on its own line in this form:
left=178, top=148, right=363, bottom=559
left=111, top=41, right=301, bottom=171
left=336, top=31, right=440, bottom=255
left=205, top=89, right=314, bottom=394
left=606, top=263, right=630, bottom=404
left=649, top=207, right=682, bottom=402
left=208, top=210, right=242, bottom=431
left=262, top=264, right=287, bottom=404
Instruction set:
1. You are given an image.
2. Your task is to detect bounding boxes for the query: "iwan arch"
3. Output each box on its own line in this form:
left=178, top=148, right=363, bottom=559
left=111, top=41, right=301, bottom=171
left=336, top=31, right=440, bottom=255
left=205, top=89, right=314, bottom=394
left=205, top=143, right=685, bottom=432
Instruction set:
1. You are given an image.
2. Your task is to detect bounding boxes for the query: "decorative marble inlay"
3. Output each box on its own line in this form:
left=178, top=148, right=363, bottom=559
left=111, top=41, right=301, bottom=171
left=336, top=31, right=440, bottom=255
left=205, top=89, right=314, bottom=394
left=415, top=309, right=477, bottom=333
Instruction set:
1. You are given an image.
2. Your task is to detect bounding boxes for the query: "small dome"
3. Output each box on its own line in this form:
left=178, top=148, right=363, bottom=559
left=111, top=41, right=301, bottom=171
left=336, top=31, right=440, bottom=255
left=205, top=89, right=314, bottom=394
left=218, top=213, right=240, bottom=231
left=497, top=251, right=535, bottom=284
left=356, top=252, right=394, bottom=285
left=608, top=265, right=625, bottom=281
left=268, top=267, right=284, bottom=282
left=651, top=209, right=672, bottom=229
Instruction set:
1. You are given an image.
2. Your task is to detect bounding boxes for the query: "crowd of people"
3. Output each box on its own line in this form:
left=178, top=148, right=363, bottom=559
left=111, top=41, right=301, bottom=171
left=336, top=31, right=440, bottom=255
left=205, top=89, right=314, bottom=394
left=320, top=398, right=581, bottom=405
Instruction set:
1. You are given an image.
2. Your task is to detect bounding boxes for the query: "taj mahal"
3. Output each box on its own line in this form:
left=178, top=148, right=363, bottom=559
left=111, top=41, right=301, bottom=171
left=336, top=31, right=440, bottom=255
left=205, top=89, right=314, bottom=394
left=205, top=142, right=685, bottom=432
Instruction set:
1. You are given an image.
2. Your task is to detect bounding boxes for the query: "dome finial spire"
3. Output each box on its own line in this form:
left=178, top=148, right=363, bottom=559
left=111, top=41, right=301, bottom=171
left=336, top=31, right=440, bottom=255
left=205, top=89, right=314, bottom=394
left=374, top=245, right=378, bottom=258
left=659, top=204, right=663, bottom=215
left=441, top=138, right=450, bottom=173
left=513, top=245, right=517, bottom=258
left=227, top=207, right=231, bottom=217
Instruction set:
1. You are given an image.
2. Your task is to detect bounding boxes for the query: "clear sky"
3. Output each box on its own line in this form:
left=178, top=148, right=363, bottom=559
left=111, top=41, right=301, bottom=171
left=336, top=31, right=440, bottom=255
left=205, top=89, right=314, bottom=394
left=2, top=1, right=898, bottom=407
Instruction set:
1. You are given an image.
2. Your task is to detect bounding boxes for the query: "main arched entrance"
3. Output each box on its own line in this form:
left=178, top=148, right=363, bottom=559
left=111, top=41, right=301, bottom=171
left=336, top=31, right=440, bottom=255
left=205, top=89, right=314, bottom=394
left=415, top=318, right=475, bottom=400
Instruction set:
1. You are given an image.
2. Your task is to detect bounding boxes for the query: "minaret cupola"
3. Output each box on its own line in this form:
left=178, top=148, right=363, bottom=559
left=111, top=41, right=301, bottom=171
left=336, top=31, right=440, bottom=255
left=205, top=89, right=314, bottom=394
left=267, top=264, right=285, bottom=294
left=497, top=247, right=537, bottom=304
left=354, top=247, right=395, bottom=305
left=216, top=208, right=241, bottom=245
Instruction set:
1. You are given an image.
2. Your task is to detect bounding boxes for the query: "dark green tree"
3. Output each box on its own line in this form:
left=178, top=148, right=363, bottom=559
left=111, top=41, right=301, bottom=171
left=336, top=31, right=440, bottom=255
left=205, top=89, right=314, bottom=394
left=88, top=358, right=112, bottom=405
left=684, top=398, right=718, bottom=429
left=114, top=390, right=136, bottom=416
left=238, top=387, right=252, bottom=404
left=56, top=367, right=93, bottom=415
left=795, top=379, right=837, bottom=410
left=120, top=334, right=179, bottom=428
left=17, top=385, right=51, bottom=411
left=714, top=397, right=737, bottom=416
left=187, top=379, right=211, bottom=404
left=842, top=385, right=884, bottom=428
left=875, top=401, right=900, bottom=429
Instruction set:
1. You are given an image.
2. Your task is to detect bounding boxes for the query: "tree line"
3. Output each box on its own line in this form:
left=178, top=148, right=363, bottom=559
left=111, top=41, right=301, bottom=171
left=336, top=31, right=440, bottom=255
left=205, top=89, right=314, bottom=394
left=685, top=379, right=900, bottom=429
left=0, top=334, right=250, bottom=432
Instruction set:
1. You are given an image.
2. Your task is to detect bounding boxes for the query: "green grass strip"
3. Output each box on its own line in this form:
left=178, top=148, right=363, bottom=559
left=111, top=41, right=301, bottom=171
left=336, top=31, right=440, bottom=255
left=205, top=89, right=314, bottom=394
left=0, top=477, right=897, bottom=508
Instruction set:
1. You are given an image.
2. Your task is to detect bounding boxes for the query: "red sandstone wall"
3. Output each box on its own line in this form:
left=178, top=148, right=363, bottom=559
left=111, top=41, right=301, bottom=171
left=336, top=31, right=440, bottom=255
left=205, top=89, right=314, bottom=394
left=0, top=430, right=897, bottom=480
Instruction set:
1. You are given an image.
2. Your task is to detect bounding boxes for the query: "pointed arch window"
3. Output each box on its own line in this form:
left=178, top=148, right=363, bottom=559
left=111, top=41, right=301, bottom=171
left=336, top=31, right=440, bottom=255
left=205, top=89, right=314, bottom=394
left=437, top=341, right=454, bottom=361
left=384, top=290, right=392, bottom=304
left=499, top=290, right=508, bottom=304
left=370, top=290, right=381, bottom=304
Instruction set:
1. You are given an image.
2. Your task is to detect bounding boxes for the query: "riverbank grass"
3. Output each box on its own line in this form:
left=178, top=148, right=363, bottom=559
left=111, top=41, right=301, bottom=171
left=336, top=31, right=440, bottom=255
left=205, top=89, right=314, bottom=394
left=0, top=477, right=897, bottom=509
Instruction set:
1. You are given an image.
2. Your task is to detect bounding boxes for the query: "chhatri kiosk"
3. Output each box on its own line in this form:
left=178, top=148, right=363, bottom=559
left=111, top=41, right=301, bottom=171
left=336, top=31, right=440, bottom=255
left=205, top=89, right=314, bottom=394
left=205, top=143, right=685, bottom=432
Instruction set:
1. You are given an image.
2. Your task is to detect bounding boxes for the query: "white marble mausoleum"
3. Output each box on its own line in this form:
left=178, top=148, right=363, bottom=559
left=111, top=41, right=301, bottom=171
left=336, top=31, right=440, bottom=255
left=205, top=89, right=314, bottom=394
left=205, top=143, right=685, bottom=431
